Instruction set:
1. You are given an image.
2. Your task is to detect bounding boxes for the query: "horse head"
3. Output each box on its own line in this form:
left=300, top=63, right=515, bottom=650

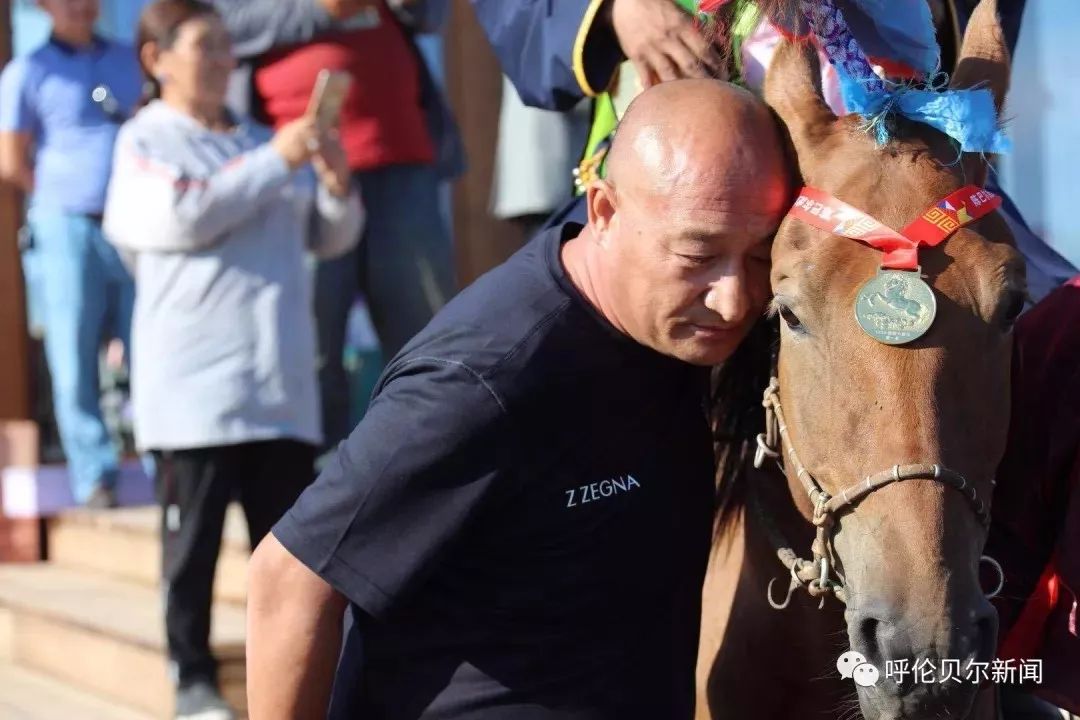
left=761, top=1, right=1023, bottom=717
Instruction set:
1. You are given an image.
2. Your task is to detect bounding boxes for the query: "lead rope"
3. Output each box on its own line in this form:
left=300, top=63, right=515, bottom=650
left=755, top=380, right=843, bottom=609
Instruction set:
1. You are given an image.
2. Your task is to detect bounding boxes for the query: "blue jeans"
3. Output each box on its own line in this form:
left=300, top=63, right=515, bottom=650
left=314, top=164, right=455, bottom=450
left=26, top=208, right=134, bottom=502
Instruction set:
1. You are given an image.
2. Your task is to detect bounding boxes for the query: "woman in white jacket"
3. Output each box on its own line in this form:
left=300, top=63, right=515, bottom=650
left=102, top=2, right=363, bottom=718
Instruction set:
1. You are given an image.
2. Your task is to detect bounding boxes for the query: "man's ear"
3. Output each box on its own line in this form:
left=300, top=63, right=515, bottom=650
left=586, top=179, right=617, bottom=241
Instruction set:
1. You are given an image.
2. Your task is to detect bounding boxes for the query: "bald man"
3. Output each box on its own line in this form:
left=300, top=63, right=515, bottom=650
left=245, top=79, right=790, bottom=720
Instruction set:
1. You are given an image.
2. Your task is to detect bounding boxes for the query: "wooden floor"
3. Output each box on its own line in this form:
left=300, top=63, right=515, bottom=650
left=0, top=505, right=250, bottom=718
left=0, top=563, right=246, bottom=653
left=0, top=662, right=154, bottom=720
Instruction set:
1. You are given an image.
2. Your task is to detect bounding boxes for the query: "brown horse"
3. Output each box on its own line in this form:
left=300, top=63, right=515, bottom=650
left=696, top=2, right=1026, bottom=719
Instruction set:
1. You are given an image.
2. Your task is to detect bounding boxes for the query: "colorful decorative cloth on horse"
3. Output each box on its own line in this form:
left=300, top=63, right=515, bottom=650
left=806, top=0, right=1009, bottom=152
left=704, top=0, right=1011, bottom=153
left=704, top=0, right=939, bottom=77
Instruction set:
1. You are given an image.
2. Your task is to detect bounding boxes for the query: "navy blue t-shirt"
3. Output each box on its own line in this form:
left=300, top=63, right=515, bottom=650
left=273, top=223, right=716, bottom=719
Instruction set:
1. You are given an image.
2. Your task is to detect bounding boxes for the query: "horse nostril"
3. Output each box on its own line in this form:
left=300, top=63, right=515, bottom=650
left=854, top=613, right=882, bottom=664
left=850, top=609, right=909, bottom=668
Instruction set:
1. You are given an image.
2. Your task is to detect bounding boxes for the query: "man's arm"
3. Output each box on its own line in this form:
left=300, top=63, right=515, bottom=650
left=0, top=59, right=36, bottom=193
left=247, top=533, right=348, bottom=720
left=470, top=0, right=624, bottom=111
left=0, top=131, right=33, bottom=193
left=471, top=0, right=725, bottom=112
left=248, top=358, right=518, bottom=713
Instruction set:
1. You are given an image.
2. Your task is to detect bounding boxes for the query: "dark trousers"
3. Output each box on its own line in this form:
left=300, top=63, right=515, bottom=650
left=154, top=439, right=315, bottom=687
left=314, top=164, right=455, bottom=452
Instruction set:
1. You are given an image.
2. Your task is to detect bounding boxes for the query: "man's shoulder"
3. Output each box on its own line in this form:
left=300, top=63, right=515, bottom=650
left=21, top=42, right=59, bottom=65
left=395, top=226, right=589, bottom=389
left=426, top=226, right=570, bottom=331
left=0, top=56, right=27, bottom=92
left=0, top=50, right=53, bottom=113
left=101, top=38, right=139, bottom=66
left=102, top=38, right=135, bottom=53
left=0, top=51, right=43, bottom=88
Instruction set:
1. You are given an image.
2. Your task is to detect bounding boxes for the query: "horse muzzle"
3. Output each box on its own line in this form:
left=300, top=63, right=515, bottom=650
left=843, top=578, right=999, bottom=719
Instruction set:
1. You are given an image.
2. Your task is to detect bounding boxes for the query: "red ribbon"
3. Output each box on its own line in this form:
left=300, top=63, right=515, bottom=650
left=697, top=0, right=732, bottom=11
left=787, top=185, right=1003, bottom=270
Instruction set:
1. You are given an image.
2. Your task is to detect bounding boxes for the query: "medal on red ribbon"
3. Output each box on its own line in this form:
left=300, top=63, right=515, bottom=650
left=786, top=185, right=1002, bottom=344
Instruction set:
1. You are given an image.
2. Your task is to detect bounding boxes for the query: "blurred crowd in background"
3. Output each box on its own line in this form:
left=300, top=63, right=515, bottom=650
left=1, top=0, right=595, bottom=505
left=1, top=1, right=1079, bottom=719
left=0, top=1, right=587, bottom=716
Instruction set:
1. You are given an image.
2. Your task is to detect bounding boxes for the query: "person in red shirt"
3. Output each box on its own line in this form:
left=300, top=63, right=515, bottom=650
left=988, top=275, right=1080, bottom=718
left=214, top=0, right=463, bottom=451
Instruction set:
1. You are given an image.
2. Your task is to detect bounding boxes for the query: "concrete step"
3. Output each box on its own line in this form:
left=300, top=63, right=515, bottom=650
left=0, top=661, right=155, bottom=720
left=47, top=505, right=250, bottom=605
left=0, top=563, right=247, bottom=718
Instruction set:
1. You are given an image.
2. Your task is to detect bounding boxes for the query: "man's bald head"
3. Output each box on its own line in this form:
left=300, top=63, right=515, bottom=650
left=567, top=78, right=792, bottom=366
left=605, top=79, right=789, bottom=202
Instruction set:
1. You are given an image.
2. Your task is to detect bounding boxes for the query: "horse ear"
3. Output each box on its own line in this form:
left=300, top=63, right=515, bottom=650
left=949, top=0, right=1010, bottom=184
left=948, top=0, right=1010, bottom=113
left=763, top=41, right=836, bottom=164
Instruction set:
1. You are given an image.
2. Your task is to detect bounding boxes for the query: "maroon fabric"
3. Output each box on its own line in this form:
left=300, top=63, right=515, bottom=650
left=253, top=2, right=434, bottom=172
left=988, top=276, right=1080, bottom=713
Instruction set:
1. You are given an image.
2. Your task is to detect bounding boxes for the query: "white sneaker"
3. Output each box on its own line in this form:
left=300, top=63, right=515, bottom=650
left=174, top=681, right=235, bottom=720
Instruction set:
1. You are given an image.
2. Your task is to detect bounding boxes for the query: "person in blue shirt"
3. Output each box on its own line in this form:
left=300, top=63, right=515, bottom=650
left=0, top=0, right=142, bottom=508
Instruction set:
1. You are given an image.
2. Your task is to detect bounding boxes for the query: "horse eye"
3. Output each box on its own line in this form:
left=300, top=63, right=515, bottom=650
left=778, top=305, right=802, bottom=330
left=999, top=289, right=1026, bottom=328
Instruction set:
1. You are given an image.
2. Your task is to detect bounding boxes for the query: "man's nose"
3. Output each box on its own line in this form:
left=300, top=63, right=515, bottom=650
left=703, top=272, right=751, bottom=325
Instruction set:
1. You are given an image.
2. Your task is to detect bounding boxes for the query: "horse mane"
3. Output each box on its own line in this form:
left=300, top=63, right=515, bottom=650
left=711, top=317, right=778, bottom=535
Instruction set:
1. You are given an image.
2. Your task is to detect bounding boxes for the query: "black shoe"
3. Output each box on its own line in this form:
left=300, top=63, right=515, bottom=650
left=84, top=484, right=118, bottom=510
left=175, top=681, right=235, bottom=720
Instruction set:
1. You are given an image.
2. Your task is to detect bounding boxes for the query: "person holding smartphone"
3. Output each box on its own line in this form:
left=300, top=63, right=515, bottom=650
left=211, top=0, right=462, bottom=458
left=102, top=2, right=363, bottom=718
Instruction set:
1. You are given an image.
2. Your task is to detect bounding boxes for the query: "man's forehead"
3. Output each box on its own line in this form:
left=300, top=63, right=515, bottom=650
left=664, top=190, right=786, bottom=227
left=614, top=118, right=784, bottom=190
left=615, top=179, right=778, bottom=237
left=658, top=216, right=777, bottom=251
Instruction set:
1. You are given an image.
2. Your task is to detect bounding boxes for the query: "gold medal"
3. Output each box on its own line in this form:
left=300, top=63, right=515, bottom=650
left=854, top=270, right=937, bottom=345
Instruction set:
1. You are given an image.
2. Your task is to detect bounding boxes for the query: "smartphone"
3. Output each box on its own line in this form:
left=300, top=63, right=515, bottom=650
left=307, top=70, right=352, bottom=131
